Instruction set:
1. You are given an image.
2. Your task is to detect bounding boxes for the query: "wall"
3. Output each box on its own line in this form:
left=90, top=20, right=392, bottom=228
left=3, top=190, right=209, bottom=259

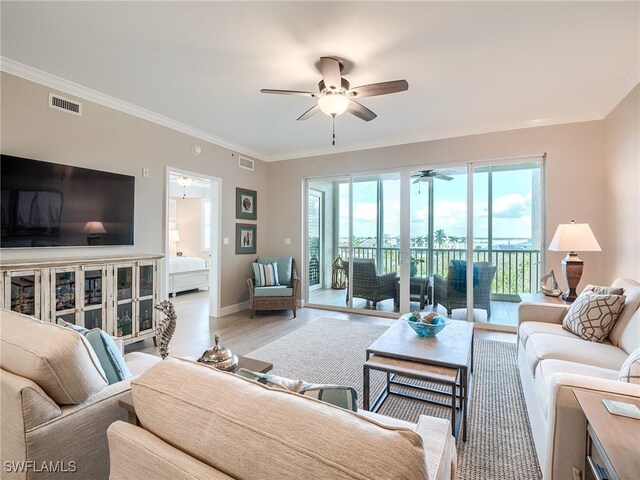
left=266, top=120, right=617, bottom=295
left=175, top=197, right=209, bottom=262
left=0, top=72, right=268, bottom=311
left=604, top=84, right=640, bottom=280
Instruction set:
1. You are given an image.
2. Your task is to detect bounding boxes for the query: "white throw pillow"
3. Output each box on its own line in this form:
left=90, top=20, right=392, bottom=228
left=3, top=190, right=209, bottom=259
left=619, top=347, right=640, bottom=384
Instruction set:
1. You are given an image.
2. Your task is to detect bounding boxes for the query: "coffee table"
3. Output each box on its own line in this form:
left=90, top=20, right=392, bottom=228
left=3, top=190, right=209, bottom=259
left=363, top=317, right=474, bottom=441
left=119, top=355, right=273, bottom=425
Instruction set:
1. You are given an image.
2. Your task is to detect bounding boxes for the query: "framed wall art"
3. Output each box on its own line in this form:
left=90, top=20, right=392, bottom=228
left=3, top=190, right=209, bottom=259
left=236, top=187, right=257, bottom=220
left=236, top=223, right=257, bottom=254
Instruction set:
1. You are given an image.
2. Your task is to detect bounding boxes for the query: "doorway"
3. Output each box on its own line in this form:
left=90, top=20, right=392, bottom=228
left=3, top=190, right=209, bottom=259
left=166, top=168, right=221, bottom=317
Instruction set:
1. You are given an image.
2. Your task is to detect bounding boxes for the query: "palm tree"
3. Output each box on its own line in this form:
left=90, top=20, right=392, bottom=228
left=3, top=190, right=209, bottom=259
left=434, top=229, right=447, bottom=248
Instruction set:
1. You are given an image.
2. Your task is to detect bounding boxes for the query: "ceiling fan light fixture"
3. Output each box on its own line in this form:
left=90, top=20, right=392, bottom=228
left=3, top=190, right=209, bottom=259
left=318, top=93, right=350, bottom=117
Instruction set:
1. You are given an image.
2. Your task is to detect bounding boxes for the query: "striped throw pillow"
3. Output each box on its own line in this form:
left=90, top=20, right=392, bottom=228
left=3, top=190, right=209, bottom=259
left=237, top=369, right=358, bottom=412
left=252, top=262, right=280, bottom=287
left=619, top=347, right=640, bottom=384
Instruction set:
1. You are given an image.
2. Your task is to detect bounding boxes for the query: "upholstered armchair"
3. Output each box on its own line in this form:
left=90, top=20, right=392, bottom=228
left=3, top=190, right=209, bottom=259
left=433, top=260, right=497, bottom=318
left=343, top=258, right=397, bottom=308
left=247, top=256, right=299, bottom=318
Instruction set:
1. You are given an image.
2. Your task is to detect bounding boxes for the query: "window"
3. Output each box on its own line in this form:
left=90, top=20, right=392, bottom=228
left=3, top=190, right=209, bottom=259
left=202, top=198, right=211, bottom=252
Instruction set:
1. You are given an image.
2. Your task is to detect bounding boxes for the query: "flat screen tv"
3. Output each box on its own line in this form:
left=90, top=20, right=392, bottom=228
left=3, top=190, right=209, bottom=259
left=1, top=155, right=135, bottom=248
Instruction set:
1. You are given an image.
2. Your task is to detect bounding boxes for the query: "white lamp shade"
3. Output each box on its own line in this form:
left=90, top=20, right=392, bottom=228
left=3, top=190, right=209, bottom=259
left=82, top=221, right=107, bottom=234
left=169, top=230, right=180, bottom=242
left=318, top=94, right=350, bottom=117
left=548, top=222, right=601, bottom=252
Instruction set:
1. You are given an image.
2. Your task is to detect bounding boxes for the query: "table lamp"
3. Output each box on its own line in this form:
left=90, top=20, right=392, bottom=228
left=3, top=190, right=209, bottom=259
left=548, top=220, right=601, bottom=301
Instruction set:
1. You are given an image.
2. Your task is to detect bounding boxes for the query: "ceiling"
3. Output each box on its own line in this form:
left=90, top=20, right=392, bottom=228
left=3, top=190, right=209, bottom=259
left=1, top=2, right=638, bottom=162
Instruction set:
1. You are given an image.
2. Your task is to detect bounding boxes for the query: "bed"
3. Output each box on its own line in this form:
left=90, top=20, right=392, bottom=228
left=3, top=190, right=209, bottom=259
left=168, top=255, right=210, bottom=296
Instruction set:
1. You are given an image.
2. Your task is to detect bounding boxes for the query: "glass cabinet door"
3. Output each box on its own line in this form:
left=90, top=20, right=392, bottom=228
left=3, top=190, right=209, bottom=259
left=117, top=267, right=133, bottom=301
left=10, top=273, right=37, bottom=315
left=55, top=271, right=76, bottom=311
left=82, top=268, right=105, bottom=330
left=138, top=264, right=155, bottom=333
left=139, top=265, right=154, bottom=298
left=115, top=266, right=134, bottom=338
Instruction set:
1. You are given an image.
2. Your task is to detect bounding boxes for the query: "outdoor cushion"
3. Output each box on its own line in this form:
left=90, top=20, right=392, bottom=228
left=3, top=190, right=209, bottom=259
left=0, top=308, right=108, bottom=404
left=518, top=322, right=579, bottom=348
left=257, top=256, right=292, bottom=286
left=534, top=359, right=620, bottom=418
left=525, top=333, right=628, bottom=376
left=132, top=357, right=429, bottom=480
left=254, top=286, right=293, bottom=297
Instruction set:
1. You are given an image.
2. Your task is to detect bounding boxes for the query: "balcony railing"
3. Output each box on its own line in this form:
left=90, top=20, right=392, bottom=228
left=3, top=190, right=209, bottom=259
left=337, top=246, right=540, bottom=300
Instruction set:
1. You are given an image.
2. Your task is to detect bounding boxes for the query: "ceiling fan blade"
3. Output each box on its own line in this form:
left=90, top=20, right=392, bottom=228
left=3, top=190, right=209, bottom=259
left=320, top=57, right=342, bottom=90
left=434, top=173, right=454, bottom=181
left=349, top=80, right=409, bottom=98
left=296, top=104, right=320, bottom=121
left=347, top=100, right=377, bottom=122
left=260, top=89, right=316, bottom=97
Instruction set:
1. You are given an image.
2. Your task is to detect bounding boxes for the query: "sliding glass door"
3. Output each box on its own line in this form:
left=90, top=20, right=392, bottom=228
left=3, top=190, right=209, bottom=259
left=305, top=157, right=544, bottom=327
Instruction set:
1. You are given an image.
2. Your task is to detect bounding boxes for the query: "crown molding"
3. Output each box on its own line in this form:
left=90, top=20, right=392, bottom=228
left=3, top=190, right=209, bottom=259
left=0, top=57, right=269, bottom=162
left=597, top=63, right=640, bottom=118
left=1, top=56, right=622, bottom=164
left=267, top=112, right=603, bottom=162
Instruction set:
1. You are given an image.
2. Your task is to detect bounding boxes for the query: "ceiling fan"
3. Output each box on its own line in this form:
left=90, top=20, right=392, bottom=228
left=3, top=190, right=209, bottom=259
left=261, top=56, right=408, bottom=144
left=412, top=170, right=454, bottom=183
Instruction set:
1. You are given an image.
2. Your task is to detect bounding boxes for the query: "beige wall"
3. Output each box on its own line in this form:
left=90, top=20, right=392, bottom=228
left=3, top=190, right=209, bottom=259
left=266, top=120, right=617, bottom=293
left=604, top=84, right=640, bottom=280
left=0, top=72, right=267, bottom=310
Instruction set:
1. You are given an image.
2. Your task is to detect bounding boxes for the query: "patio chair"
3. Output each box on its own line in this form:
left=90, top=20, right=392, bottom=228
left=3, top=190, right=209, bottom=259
left=247, top=256, right=299, bottom=318
left=433, top=260, right=497, bottom=318
left=343, top=258, right=397, bottom=308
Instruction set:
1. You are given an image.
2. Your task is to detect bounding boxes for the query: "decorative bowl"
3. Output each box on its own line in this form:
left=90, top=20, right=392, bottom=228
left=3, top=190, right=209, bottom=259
left=405, top=314, right=452, bottom=337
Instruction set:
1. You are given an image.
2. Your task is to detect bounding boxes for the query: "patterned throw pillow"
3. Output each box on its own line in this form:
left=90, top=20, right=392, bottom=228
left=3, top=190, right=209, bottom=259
left=618, top=347, right=640, bottom=384
left=252, top=262, right=280, bottom=287
left=583, top=284, right=624, bottom=295
left=562, top=291, right=626, bottom=342
left=237, top=369, right=358, bottom=412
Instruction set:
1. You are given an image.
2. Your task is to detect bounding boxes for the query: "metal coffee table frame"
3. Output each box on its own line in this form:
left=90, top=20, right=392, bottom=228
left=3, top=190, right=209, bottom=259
left=362, top=319, right=474, bottom=442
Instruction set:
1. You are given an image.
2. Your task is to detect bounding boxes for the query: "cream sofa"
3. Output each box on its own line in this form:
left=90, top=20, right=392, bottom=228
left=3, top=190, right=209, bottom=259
left=0, top=309, right=160, bottom=479
left=517, top=278, right=640, bottom=480
left=108, top=357, right=457, bottom=480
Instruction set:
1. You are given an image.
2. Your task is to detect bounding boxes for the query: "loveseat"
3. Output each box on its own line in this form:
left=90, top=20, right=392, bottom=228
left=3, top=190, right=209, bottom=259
left=0, top=309, right=160, bottom=479
left=517, top=278, right=640, bottom=480
left=108, top=357, right=458, bottom=480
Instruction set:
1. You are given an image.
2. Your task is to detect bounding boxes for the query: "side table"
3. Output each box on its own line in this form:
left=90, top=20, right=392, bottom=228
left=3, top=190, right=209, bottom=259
left=574, top=389, right=640, bottom=480
left=518, top=292, right=571, bottom=305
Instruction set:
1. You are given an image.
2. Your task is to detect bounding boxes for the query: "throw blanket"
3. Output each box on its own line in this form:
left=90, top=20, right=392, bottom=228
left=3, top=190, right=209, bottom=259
left=451, top=260, right=479, bottom=292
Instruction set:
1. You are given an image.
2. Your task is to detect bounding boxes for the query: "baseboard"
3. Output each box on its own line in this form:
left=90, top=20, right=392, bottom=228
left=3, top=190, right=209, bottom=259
left=219, top=301, right=250, bottom=317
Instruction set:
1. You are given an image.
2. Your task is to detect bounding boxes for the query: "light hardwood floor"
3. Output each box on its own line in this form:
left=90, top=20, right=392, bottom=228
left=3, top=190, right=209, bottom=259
left=126, top=290, right=516, bottom=359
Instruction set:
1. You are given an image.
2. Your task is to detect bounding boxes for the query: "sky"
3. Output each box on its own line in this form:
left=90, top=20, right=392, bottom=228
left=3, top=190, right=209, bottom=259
left=331, top=165, right=540, bottom=242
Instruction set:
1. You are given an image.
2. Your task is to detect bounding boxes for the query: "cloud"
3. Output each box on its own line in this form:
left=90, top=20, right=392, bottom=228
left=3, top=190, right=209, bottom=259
left=479, top=194, right=529, bottom=219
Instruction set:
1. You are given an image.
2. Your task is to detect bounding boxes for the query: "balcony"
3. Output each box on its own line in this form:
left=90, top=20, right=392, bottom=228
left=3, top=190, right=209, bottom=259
left=308, top=246, right=540, bottom=327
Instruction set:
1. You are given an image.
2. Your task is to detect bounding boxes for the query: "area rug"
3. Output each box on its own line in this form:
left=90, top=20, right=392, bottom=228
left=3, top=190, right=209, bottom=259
left=248, top=317, right=541, bottom=480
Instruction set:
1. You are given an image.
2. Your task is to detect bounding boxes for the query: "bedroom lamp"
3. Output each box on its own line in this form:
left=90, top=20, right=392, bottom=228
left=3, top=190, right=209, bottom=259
left=548, top=220, right=601, bottom=301
left=82, top=221, right=106, bottom=246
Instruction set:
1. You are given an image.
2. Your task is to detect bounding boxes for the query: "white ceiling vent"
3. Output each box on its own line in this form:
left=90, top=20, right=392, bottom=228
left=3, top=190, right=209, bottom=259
left=238, top=156, right=254, bottom=171
left=49, top=92, right=82, bottom=116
